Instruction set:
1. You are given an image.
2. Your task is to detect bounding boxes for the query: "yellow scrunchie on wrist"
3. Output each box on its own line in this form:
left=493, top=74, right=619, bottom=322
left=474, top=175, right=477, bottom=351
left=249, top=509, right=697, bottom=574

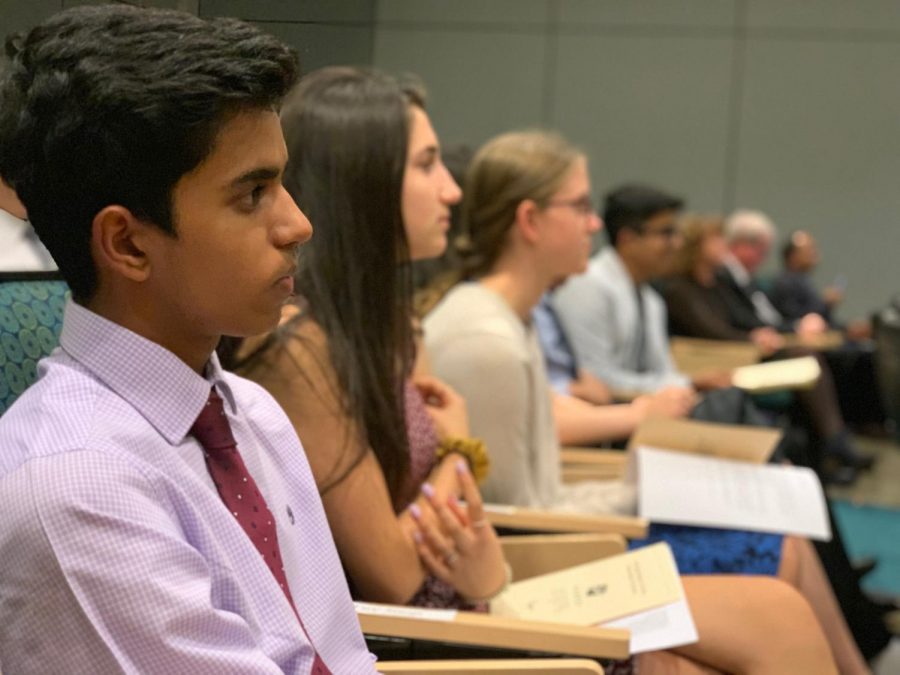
left=435, top=436, right=490, bottom=484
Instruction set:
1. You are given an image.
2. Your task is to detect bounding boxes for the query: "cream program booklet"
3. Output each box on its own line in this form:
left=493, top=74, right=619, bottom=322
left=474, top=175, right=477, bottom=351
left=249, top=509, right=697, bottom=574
left=731, top=355, right=821, bottom=393
left=491, top=543, right=684, bottom=625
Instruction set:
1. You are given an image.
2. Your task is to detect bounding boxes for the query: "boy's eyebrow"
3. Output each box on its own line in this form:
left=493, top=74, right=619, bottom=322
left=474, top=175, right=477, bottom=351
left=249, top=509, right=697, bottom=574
left=228, top=166, right=282, bottom=189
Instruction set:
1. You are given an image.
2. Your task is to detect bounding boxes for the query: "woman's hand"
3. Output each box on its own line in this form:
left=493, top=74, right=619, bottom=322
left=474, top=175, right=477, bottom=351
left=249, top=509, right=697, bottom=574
left=568, top=369, right=613, bottom=406
left=690, top=370, right=734, bottom=392
left=796, top=313, right=827, bottom=338
left=633, top=385, right=696, bottom=418
left=750, top=327, right=785, bottom=355
left=409, top=460, right=507, bottom=601
left=414, top=375, right=470, bottom=439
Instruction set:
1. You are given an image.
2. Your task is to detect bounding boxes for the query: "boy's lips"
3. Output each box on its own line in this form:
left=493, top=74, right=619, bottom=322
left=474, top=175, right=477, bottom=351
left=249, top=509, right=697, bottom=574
left=275, top=275, right=294, bottom=294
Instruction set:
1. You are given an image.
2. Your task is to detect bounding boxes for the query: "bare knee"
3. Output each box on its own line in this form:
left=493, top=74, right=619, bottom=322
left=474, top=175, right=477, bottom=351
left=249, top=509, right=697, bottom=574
left=679, top=576, right=837, bottom=675
left=736, top=577, right=837, bottom=675
left=777, top=535, right=801, bottom=585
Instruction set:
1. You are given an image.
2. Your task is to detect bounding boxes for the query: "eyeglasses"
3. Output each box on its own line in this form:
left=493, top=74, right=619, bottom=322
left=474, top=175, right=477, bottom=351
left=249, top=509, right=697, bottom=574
left=544, top=196, right=596, bottom=217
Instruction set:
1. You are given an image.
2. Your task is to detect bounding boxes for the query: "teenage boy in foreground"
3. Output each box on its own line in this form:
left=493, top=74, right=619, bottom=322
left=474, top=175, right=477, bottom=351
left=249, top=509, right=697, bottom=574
left=0, top=6, right=376, bottom=672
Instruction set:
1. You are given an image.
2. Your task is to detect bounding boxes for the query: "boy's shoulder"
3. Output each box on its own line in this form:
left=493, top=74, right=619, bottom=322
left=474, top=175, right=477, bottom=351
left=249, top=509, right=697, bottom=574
left=0, top=350, right=159, bottom=477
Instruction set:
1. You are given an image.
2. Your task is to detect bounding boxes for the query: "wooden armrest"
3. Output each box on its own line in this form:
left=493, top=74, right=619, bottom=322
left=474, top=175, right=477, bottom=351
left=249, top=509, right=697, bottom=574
left=377, top=658, right=605, bottom=674
left=561, top=466, right=625, bottom=484
left=670, top=337, right=760, bottom=377
left=782, top=330, right=843, bottom=351
left=485, top=504, right=648, bottom=539
left=358, top=604, right=629, bottom=660
left=501, top=533, right=626, bottom=581
left=670, top=336, right=762, bottom=356
left=627, top=416, right=781, bottom=463
left=560, top=449, right=628, bottom=467
left=560, top=450, right=627, bottom=482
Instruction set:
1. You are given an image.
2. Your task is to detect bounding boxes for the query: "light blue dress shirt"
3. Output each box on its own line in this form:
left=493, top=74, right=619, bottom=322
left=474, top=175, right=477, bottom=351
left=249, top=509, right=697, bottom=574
left=532, top=293, right=578, bottom=395
left=553, top=248, right=690, bottom=393
left=0, top=300, right=376, bottom=673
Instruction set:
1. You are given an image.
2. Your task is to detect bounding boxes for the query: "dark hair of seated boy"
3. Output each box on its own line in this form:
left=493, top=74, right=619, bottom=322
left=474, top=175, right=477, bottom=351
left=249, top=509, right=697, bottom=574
left=0, top=5, right=376, bottom=672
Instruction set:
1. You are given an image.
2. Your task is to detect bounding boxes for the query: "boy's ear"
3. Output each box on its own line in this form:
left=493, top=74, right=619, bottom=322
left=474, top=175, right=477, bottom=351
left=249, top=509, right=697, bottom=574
left=91, top=205, right=153, bottom=284
left=514, top=199, right=542, bottom=244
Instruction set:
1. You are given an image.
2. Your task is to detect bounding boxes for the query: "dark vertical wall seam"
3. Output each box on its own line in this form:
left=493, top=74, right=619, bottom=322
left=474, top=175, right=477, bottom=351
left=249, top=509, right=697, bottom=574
left=367, top=0, right=376, bottom=66
left=722, top=0, right=747, bottom=211
left=540, top=0, right=559, bottom=126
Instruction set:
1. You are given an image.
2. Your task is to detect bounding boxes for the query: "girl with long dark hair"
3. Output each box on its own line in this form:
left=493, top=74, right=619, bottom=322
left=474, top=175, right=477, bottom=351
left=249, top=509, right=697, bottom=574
left=224, top=69, right=843, bottom=674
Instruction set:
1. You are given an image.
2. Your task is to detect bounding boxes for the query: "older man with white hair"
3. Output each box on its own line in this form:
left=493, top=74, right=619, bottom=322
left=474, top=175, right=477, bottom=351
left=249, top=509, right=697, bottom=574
left=716, top=209, right=878, bottom=473
left=719, top=209, right=826, bottom=340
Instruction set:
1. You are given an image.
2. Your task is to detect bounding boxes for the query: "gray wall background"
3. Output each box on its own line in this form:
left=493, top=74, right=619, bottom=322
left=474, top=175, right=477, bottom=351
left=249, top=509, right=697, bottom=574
left=374, top=0, right=900, bottom=320
left=2, top=0, right=898, bottom=318
left=1, top=1, right=376, bottom=71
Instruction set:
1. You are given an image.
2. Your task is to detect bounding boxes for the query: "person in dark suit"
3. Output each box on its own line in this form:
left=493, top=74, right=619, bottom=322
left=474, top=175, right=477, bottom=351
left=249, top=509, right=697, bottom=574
left=722, top=212, right=886, bottom=439
left=771, top=230, right=871, bottom=342
left=719, top=210, right=828, bottom=338
left=771, top=231, right=834, bottom=321
left=664, top=214, right=873, bottom=481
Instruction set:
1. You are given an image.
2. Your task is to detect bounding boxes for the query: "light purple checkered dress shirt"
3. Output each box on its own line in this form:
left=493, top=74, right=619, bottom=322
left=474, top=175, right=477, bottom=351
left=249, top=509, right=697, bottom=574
left=0, top=300, right=377, bottom=674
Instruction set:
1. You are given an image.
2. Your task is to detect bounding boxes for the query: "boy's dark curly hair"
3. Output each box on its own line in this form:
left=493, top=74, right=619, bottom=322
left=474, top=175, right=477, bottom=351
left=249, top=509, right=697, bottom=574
left=0, top=5, right=298, bottom=301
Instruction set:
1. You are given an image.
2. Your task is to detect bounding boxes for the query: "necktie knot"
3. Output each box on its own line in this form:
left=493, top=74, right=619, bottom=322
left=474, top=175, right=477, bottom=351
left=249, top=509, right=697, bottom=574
left=191, top=388, right=236, bottom=452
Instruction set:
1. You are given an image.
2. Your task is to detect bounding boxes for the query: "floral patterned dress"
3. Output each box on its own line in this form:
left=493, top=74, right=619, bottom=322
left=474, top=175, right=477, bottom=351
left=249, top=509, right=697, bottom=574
left=399, top=381, right=485, bottom=611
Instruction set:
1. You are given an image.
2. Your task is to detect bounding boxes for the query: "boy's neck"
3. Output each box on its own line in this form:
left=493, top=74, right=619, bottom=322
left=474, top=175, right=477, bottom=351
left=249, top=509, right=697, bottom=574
left=617, top=248, right=650, bottom=286
left=88, top=287, right=216, bottom=375
left=0, top=181, right=27, bottom=220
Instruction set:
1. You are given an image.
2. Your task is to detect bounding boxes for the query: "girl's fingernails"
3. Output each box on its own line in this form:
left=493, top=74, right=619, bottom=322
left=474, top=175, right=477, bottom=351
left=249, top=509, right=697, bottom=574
left=456, top=459, right=468, bottom=474
left=413, top=531, right=422, bottom=544
left=409, top=503, right=422, bottom=520
left=421, top=482, right=435, bottom=499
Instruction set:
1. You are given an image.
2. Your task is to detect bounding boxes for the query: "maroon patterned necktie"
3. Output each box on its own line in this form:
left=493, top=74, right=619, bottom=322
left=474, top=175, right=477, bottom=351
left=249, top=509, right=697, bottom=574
left=192, top=388, right=331, bottom=675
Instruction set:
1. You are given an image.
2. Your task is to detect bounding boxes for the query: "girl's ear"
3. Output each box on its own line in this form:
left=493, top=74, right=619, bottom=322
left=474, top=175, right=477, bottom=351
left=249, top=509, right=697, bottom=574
left=513, top=199, right=541, bottom=244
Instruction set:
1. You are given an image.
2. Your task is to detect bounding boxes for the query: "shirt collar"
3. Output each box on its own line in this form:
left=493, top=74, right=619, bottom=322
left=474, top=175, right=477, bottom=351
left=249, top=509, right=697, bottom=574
left=59, top=299, right=237, bottom=445
left=723, top=253, right=751, bottom=287
left=601, top=247, right=644, bottom=292
left=0, top=208, right=30, bottom=241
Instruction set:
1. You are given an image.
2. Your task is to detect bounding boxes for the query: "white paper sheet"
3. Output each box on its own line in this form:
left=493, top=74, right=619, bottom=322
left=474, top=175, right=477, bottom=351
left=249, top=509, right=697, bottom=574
left=637, top=446, right=831, bottom=541
left=601, top=598, right=698, bottom=653
left=354, top=602, right=457, bottom=622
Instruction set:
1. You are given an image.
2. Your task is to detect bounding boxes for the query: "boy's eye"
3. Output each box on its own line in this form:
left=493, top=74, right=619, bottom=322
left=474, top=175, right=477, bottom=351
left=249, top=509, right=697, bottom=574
left=239, top=184, right=266, bottom=210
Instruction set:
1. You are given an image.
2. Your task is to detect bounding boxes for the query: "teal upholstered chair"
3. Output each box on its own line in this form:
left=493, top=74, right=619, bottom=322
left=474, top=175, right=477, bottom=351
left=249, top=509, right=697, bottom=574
left=0, top=272, right=68, bottom=415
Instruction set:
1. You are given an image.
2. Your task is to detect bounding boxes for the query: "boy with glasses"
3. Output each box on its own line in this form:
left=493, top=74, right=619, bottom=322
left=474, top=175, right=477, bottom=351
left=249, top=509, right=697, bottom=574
left=552, top=184, right=707, bottom=398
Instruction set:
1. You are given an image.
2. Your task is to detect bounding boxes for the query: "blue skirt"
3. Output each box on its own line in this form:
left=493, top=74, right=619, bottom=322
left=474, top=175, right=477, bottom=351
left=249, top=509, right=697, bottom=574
left=629, top=523, right=783, bottom=576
